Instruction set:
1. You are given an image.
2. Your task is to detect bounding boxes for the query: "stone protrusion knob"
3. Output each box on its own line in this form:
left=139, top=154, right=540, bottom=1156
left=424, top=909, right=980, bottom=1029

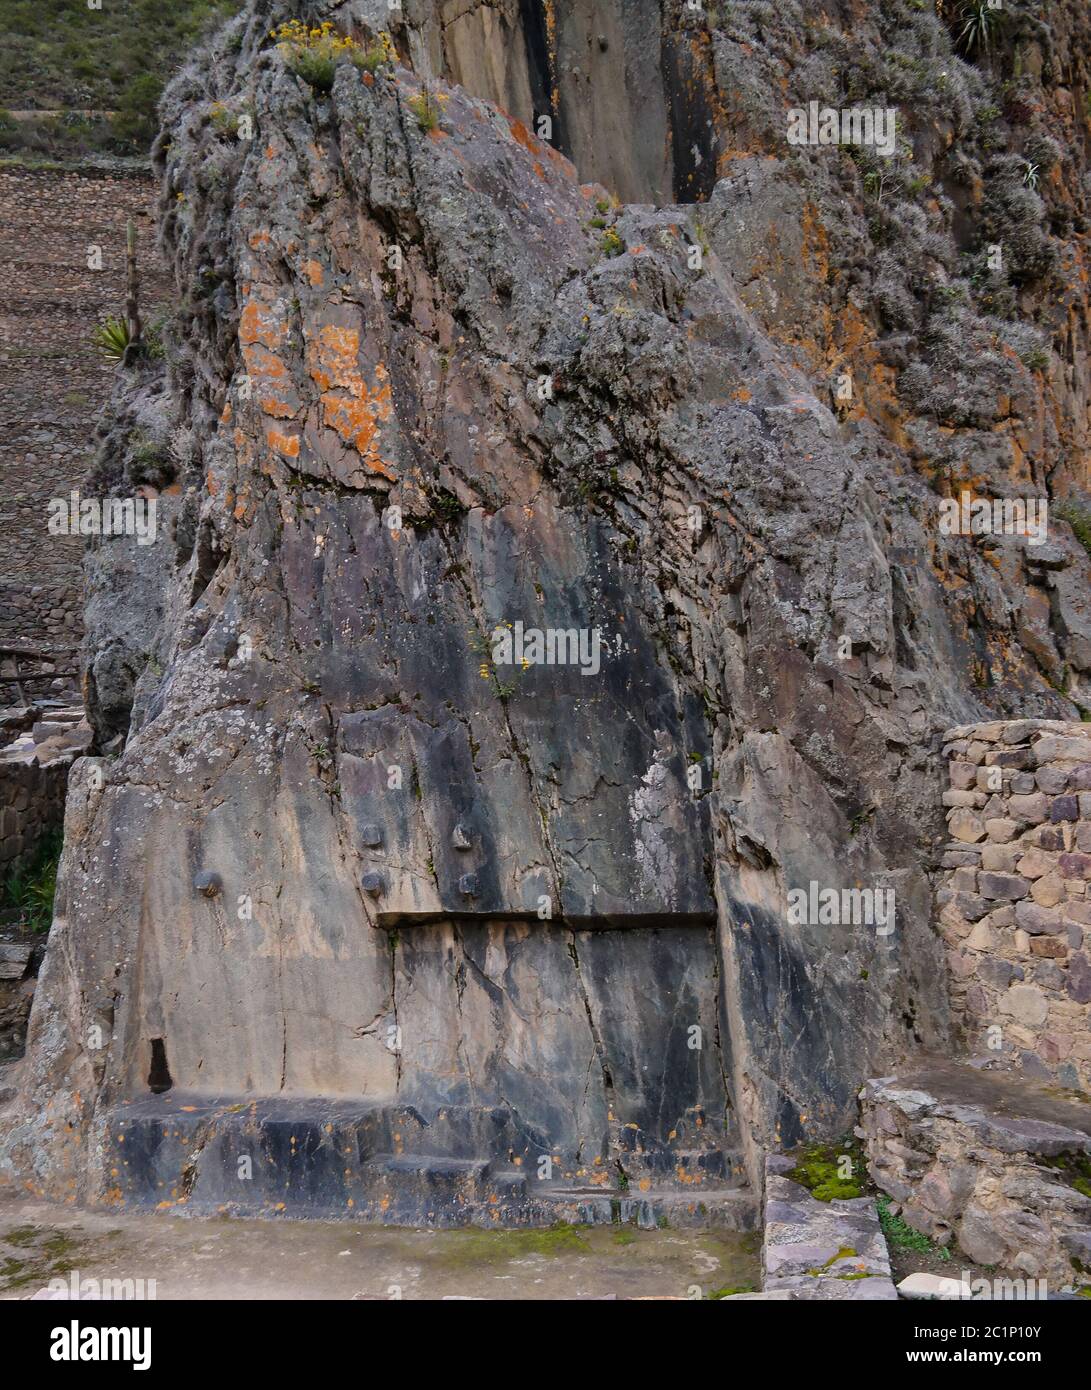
left=361, top=871, right=385, bottom=898
left=193, top=871, right=222, bottom=898
left=452, top=823, right=473, bottom=851
left=361, top=824, right=383, bottom=848
left=458, top=873, right=479, bottom=898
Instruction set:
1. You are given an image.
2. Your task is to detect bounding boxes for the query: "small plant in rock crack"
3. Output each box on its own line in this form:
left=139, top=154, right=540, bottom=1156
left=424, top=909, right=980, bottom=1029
left=409, top=86, right=440, bottom=132
left=1054, top=503, right=1091, bottom=560
left=876, top=1195, right=951, bottom=1259
left=599, top=226, right=624, bottom=257
left=352, top=32, right=397, bottom=75
left=271, top=18, right=359, bottom=94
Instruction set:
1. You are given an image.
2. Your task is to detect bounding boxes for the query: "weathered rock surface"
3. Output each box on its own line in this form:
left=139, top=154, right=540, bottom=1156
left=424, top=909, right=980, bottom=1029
left=2, top=0, right=1091, bottom=1219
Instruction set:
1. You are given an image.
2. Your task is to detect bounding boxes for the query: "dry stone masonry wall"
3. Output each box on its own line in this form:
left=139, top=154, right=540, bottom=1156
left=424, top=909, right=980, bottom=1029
left=0, top=166, right=170, bottom=685
left=940, top=719, right=1091, bottom=1090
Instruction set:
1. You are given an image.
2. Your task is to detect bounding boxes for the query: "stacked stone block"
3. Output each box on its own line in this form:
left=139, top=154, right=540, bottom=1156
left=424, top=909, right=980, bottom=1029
left=939, top=719, right=1091, bottom=1090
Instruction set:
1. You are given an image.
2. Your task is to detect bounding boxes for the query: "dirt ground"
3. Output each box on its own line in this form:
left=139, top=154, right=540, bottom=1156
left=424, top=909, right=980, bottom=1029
left=0, top=1194, right=760, bottom=1301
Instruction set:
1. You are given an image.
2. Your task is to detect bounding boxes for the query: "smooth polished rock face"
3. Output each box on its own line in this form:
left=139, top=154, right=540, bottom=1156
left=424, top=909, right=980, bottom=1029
left=4, top=0, right=1091, bottom=1214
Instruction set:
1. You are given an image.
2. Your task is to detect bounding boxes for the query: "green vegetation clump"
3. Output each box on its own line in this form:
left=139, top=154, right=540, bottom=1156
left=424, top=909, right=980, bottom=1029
left=272, top=18, right=361, bottom=95
left=0, top=0, right=241, bottom=158
left=787, top=1141, right=865, bottom=1201
left=0, top=1225, right=118, bottom=1292
left=600, top=227, right=624, bottom=257
left=951, top=0, right=1005, bottom=58
left=408, top=88, right=440, bottom=133
left=876, top=1195, right=951, bottom=1259
left=1054, top=504, right=1091, bottom=562
left=352, top=33, right=397, bottom=76
left=1, top=829, right=62, bottom=933
left=1040, top=1151, right=1091, bottom=1200
left=92, top=315, right=132, bottom=364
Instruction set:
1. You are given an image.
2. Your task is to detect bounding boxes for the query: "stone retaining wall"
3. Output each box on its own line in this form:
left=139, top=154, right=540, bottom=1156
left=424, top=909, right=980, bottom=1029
left=861, top=1068, right=1091, bottom=1287
left=0, top=164, right=171, bottom=687
left=0, top=760, right=69, bottom=878
left=939, top=720, right=1091, bottom=1090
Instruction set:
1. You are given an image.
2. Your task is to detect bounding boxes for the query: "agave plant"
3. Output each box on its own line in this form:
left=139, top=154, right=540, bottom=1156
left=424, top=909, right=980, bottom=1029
left=955, top=0, right=1003, bottom=57
left=92, top=314, right=132, bottom=364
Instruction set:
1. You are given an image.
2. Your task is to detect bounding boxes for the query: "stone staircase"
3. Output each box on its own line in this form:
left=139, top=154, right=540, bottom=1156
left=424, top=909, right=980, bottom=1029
left=100, top=1094, right=758, bottom=1231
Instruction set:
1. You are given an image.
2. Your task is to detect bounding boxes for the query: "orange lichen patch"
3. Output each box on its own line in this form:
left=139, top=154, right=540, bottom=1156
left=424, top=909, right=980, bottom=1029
left=206, top=468, right=220, bottom=497
left=801, top=200, right=830, bottom=283
left=507, top=117, right=536, bottom=153
left=242, top=343, right=288, bottom=379
left=220, top=401, right=232, bottom=423
left=248, top=229, right=271, bottom=249
left=732, top=385, right=752, bottom=403
left=266, top=428, right=300, bottom=458
left=308, top=323, right=362, bottom=389
left=506, top=113, right=567, bottom=175
left=304, top=323, right=398, bottom=476
left=258, top=393, right=297, bottom=419
left=239, top=299, right=287, bottom=350
left=628, top=244, right=646, bottom=256
left=320, top=387, right=395, bottom=477
left=302, top=258, right=324, bottom=287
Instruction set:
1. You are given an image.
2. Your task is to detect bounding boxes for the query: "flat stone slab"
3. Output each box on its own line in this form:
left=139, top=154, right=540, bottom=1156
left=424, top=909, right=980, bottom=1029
left=865, top=1055, right=1091, bottom=1155
left=898, top=1271, right=974, bottom=1299
left=761, top=1156, right=897, bottom=1299
left=0, top=944, right=32, bottom=981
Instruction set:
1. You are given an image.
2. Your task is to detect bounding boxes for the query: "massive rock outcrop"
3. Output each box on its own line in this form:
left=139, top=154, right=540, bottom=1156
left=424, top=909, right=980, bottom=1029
left=2, top=0, right=1089, bottom=1220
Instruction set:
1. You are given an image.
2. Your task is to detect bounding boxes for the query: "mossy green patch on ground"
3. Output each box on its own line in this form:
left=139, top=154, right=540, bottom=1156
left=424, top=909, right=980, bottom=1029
left=786, top=1138, right=866, bottom=1201
left=433, top=1221, right=591, bottom=1267
left=0, top=1225, right=95, bottom=1292
left=706, top=1284, right=756, bottom=1299
left=805, top=1245, right=860, bottom=1276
